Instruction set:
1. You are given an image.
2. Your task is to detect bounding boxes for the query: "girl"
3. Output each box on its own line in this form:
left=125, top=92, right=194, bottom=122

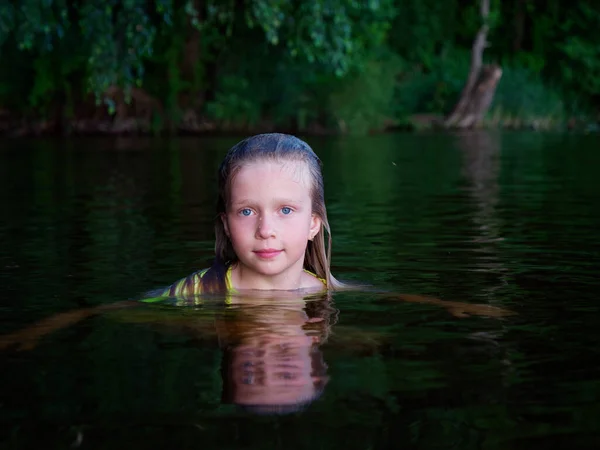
left=157, top=132, right=344, bottom=299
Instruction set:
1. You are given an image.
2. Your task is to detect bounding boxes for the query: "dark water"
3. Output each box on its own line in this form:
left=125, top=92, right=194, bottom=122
left=1, top=132, right=599, bottom=449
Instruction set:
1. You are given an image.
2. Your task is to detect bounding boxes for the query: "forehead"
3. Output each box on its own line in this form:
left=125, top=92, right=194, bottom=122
left=230, top=160, right=312, bottom=194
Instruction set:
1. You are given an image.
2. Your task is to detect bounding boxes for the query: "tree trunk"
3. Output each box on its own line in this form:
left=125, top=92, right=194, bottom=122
left=444, top=0, right=502, bottom=129
left=177, top=0, right=207, bottom=116
left=513, top=0, right=526, bottom=52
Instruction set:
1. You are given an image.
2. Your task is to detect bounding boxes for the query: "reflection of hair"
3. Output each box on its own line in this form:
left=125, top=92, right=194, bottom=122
left=200, top=133, right=344, bottom=293
left=303, top=295, right=339, bottom=343
left=217, top=296, right=338, bottom=346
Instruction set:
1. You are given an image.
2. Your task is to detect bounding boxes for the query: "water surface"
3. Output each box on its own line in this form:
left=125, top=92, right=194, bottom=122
left=1, top=132, right=599, bottom=449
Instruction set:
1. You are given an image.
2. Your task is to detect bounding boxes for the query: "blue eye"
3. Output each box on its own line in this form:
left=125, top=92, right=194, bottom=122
left=281, top=207, right=292, bottom=215
left=240, top=208, right=253, bottom=216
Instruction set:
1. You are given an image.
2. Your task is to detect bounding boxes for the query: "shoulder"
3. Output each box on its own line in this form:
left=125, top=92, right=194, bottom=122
left=302, top=269, right=327, bottom=290
left=163, top=268, right=210, bottom=297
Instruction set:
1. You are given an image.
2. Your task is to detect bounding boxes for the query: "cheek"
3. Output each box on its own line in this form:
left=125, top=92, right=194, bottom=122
left=290, top=216, right=313, bottom=239
left=227, top=216, right=254, bottom=241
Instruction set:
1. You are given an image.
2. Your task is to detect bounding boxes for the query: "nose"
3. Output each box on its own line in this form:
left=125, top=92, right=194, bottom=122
left=256, top=214, right=276, bottom=239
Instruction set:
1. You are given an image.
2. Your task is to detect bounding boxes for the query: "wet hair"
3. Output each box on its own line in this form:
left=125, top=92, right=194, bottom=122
left=201, top=133, right=343, bottom=292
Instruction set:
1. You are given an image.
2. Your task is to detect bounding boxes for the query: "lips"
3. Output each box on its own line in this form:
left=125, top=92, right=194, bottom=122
left=254, top=249, right=282, bottom=259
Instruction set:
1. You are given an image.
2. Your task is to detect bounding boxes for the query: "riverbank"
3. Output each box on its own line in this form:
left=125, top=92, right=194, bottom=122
left=1, top=109, right=597, bottom=138
left=403, top=114, right=599, bottom=133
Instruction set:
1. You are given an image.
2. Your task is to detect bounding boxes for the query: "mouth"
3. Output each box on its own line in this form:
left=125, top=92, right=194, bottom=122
left=254, top=249, right=283, bottom=259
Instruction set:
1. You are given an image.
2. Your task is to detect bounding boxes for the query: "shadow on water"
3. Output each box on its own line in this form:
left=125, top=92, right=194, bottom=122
left=1, top=133, right=600, bottom=449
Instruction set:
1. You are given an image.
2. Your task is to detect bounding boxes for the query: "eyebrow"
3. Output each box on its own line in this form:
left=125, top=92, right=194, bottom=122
left=231, top=197, right=307, bottom=207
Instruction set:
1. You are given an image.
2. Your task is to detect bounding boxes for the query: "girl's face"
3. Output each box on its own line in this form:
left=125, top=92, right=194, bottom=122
left=221, top=161, right=321, bottom=290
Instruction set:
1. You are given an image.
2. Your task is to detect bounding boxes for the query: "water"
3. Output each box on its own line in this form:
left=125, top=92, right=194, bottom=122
left=1, top=132, right=599, bottom=449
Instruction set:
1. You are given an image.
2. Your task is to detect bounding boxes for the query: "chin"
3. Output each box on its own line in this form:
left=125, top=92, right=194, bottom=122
left=254, top=266, right=287, bottom=277
left=251, top=261, right=298, bottom=278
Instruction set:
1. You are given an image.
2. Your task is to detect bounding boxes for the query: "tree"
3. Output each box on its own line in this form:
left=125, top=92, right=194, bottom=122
left=0, top=0, right=395, bottom=101
left=444, top=0, right=502, bottom=128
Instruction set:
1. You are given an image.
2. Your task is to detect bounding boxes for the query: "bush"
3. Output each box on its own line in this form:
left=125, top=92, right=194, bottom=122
left=490, top=64, right=565, bottom=122
left=393, top=47, right=470, bottom=118
left=204, top=75, right=262, bottom=129
left=327, top=50, right=404, bottom=135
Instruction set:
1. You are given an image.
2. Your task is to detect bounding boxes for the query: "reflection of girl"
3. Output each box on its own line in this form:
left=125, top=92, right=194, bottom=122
left=217, top=297, right=336, bottom=414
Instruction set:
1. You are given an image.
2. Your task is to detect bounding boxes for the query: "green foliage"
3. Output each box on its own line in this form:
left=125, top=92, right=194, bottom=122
left=557, top=3, right=600, bottom=97
left=0, top=0, right=599, bottom=131
left=80, top=0, right=158, bottom=96
left=388, top=0, right=460, bottom=67
left=490, top=0, right=600, bottom=111
left=328, top=50, right=404, bottom=134
left=0, top=0, right=395, bottom=99
left=394, top=47, right=471, bottom=117
left=510, top=51, right=546, bottom=74
left=246, top=0, right=396, bottom=76
left=0, top=2, right=15, bottom=48
left=490, top=65, right=565, bottom=120
left=205, top=75, right=262, bottom=128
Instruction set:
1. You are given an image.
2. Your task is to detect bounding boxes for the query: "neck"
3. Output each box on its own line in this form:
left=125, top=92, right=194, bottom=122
left=231, top=263, right=305, bottom=291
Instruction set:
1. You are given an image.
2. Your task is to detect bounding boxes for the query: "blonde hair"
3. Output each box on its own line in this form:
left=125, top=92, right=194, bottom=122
left=202, top=133, right=343, bottom=292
